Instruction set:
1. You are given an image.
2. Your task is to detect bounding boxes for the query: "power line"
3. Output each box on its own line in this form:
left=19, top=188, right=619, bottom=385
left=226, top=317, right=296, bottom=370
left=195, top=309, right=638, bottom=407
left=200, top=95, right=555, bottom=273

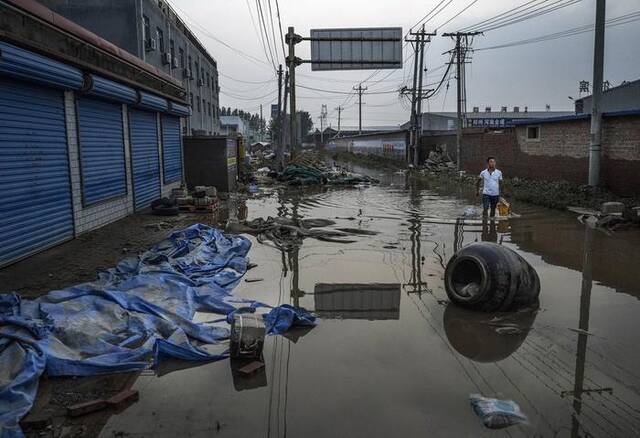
left=436, top=0, right=479, bottom=31
left=254, top=0, right=278, bottom=70
left=219, top=72, right=273, bottom=84
left=274, top=0, right=287, bottom=59
left=476, top=10, right=640, bottom=51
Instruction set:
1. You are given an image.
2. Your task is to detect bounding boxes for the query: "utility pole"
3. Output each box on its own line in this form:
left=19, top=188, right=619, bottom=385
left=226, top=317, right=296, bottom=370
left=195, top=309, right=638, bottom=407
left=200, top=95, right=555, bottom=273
left=588, top=0, right=605, bottom=187
left=280, top=71, right=289, bottom=170
left=443, top=31, right=482, bottom=171
left=353, top=83, right=367, bottom=135
left=259, top=103, right=263, bottom=142
left=406, top=26, right=436, bottom=166
left=335, top=106, right=343, bottom=134
left=276, top=64, right=283, bottom=166
left=286, top=27, right=301, bottom=159
left=319, top=104, right=327, bottom=145
left=415, top=25, right=426, bottom=167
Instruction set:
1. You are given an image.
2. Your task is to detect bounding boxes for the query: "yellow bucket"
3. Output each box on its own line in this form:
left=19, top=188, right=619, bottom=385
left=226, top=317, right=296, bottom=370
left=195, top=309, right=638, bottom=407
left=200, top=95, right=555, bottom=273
left=497, top=197, right=511, bottom=216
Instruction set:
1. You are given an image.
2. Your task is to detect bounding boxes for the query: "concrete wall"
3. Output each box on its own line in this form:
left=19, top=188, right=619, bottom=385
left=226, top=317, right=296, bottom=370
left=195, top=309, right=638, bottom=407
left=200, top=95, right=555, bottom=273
left=37, top=0, right=219, bottom=135
left=420, top=114, right=640, bottom=196
left=327, top=131, right=408, bottom=160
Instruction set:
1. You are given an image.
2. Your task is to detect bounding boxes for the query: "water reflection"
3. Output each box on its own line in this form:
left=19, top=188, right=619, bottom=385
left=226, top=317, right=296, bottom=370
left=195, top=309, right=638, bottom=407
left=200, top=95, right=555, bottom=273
left=313, top=283, right=401, bottom=320
left=443, top=304, right=538, bottom=363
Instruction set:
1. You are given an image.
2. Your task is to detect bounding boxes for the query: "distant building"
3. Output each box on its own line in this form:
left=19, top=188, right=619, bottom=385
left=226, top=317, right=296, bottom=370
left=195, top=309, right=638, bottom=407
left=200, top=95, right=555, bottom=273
left=220, top=116, right=263, bottom=143
left=37, top=0, right=219, bottom=135
left=416, top=107, right=574, bottom=132
left=575, top=79, right=640, bottom=114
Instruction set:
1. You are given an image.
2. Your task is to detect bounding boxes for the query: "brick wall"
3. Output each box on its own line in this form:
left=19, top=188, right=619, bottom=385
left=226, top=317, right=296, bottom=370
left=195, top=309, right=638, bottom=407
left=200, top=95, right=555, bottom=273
left=420, top=114, right=640, bottom=196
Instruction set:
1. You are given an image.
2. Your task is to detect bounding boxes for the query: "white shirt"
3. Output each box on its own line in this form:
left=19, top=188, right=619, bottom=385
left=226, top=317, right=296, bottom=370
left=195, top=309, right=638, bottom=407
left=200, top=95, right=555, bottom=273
left=479, top=169, right=502, bottom=196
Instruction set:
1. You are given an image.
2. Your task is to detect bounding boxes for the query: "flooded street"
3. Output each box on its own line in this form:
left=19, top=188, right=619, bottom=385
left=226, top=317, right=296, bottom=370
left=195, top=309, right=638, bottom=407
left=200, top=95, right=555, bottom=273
left=88, top=169, right=640, bottom=437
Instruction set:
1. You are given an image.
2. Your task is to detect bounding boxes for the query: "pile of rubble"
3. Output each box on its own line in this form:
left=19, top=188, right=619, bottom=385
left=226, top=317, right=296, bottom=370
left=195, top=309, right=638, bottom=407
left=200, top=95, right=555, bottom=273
left=150, top=186, right=219, bottom=215
left=572, top=201, right=640, bottom=233
left=421, top=148, right=456, bottom=173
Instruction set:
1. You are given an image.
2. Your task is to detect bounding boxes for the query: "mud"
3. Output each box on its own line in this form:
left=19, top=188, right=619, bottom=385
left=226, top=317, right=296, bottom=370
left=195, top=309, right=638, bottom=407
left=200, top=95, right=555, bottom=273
left=4, top=165, right=640, bottom=437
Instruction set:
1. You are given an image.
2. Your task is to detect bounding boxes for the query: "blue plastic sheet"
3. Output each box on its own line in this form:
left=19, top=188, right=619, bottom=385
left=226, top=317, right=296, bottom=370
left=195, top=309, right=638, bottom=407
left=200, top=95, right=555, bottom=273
left=0, top=224, right=316, bottom=437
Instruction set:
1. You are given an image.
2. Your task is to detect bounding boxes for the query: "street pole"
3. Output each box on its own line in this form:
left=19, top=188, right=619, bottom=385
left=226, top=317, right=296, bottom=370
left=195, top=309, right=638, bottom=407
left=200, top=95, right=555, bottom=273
left=353, top=83, right=367, bottom=135
left=280, top=71, right=289, bottom=170
left=259, top=103, right=263, bottom=142
left=443, top=31, right=481, bottom=171
left=588, top=0, right=605, bottom=187
left=335, top=106, right=343, bottom=133
left=276, top=64, right=283, bottom=165
left=409, top=36, right=419, bottom=165
left=414, top=26, right=426, bottom=167
left=286, top=26, right=299, bottom=159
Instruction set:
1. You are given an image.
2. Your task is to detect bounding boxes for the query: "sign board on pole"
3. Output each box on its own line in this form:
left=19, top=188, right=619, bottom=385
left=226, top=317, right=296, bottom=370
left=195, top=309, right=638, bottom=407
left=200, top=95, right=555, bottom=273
left=271, top=104, right=278, bottom=119
left=310, top=27, right=402, bottom=71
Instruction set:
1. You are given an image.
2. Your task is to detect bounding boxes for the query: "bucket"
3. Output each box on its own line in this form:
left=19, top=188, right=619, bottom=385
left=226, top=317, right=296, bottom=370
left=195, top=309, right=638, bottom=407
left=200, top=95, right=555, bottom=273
left=497, top=197, right=510, bottom=216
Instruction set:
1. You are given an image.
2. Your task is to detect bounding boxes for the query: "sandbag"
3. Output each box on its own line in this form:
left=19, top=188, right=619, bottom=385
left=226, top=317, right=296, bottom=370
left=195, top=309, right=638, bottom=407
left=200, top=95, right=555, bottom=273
left=444, top=242, right=540, bottom=312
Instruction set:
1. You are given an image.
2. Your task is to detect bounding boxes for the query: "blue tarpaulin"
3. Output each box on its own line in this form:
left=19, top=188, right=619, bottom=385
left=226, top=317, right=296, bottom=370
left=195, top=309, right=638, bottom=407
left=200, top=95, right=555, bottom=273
left=0, top=224, right=315, bottom=437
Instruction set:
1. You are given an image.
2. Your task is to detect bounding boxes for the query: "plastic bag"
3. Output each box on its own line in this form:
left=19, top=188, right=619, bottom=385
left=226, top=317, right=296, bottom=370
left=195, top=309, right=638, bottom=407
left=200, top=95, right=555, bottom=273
left=463, top=206, right=478, bottom=217
left=470, top=394, right=528, bottom=429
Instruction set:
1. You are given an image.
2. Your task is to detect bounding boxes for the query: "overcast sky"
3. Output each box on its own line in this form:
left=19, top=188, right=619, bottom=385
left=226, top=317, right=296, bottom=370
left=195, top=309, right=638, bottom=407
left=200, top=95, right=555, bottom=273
left=171, top=0, right=639, bottom=128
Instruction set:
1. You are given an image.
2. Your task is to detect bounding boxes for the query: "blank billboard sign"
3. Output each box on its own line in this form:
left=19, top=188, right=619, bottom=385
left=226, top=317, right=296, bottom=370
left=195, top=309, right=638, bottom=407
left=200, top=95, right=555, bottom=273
left=310, top=27, right=402, bottom=71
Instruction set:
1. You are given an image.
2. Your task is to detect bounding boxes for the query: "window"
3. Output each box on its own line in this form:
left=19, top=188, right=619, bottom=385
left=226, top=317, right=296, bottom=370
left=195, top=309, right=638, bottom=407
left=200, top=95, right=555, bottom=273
left=169, top=39, right=175, bottom=64
left=156, top=27, right=164, bottom=52
left=201, top=67, right=204, bottom=83
left=143, top=15, right=150, bottom=41
left=206, top=72, right=210, bottom=88
left=197, top=98, right=201, bottom=112
left=208, top=102, right=211, bottom=116
left=526, top=125, right=540, bottom=140
left=190, top=92, right=193, bottom=106
left=194, top=61, right=199, bottom=80
left=178, top=47, right=184, bottom=68
left=188, top=56, right=193, bottom=78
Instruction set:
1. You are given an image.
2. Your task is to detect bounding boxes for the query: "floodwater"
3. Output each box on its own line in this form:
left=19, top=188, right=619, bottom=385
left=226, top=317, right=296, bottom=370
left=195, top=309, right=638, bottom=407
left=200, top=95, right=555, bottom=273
left=98, top=170, right=640, bottom=438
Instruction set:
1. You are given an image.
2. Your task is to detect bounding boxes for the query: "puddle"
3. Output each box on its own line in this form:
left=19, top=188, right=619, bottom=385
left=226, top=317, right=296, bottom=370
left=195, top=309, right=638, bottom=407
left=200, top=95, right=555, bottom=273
left=33, top=169, right=640, bottom=437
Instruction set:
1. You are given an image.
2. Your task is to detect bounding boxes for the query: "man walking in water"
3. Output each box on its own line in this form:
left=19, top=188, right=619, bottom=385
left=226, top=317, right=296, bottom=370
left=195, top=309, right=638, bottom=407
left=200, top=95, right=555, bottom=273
left=476, top=157, right=502, bottom=217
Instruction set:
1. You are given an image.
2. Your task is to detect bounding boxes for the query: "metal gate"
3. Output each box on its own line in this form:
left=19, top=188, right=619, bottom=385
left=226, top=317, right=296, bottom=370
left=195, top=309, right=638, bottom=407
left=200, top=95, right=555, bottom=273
left=0, top=78, right=74, bottom=266
left=77, top=97, right=126, bottom=205
left=129, top=109, right=160, bottom=210
left=162, top=115, right=182, bottom=184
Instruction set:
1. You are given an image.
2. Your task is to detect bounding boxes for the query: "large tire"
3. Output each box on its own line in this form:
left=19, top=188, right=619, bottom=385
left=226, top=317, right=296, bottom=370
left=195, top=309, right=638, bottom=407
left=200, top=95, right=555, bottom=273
left=444, top=242, right=540, bottom=312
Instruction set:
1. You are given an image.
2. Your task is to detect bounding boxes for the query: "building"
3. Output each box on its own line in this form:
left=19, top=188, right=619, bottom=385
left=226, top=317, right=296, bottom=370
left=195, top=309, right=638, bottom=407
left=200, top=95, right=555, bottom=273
left=219, top=115, right=263, bottom=143
left=417, top=107, right=573, bottom=132
left=575, top=79, right=640, bottom=114
left=326, top=130, right=409, bottom=160
left=37, top=0, right=219, bottom=135
left=0, top=0, right=191, bottom=267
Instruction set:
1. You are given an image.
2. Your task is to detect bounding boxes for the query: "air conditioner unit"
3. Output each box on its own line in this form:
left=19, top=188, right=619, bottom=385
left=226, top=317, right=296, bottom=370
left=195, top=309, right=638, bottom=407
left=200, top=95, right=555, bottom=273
left=145, top=38, right=157, bottom=52
left=197, top=79, right=204, bottom=86
left=501, top=106, right=508, bottom=113
left=485, top=106, right=491, bottom=113
left=188, top=69, right=194, bottom=80
left=472, top=106, right=479, bottom=113
left=171, top=57, right=178, bottom=69
left=182, top=68, right=189, bottom=78
left=513, top=106, right=520, bottom=113
left=162, top=52, right=171, bottom=65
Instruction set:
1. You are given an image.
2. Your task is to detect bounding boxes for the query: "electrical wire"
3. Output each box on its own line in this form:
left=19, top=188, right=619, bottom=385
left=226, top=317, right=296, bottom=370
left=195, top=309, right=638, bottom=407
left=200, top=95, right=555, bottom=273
left=274, top=0, right=287, bottom=59
left=436, top=0, right=479, bottom=31
left=476, top=10, right=640, bottom=51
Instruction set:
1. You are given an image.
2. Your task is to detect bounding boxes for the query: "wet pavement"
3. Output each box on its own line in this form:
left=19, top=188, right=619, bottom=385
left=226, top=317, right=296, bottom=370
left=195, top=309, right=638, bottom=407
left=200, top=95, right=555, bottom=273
left=14, top=168, right=640, bottom=437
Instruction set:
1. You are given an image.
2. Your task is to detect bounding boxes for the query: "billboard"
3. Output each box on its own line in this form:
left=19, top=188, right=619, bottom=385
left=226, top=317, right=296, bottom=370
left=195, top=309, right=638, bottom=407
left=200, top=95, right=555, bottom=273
left=270, top=104, right=278, bottom=119
left=310, top=27, right=402, bottom=71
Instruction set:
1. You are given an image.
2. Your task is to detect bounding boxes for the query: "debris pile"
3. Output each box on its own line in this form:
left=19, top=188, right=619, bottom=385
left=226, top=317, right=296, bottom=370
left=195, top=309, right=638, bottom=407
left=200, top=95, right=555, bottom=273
left=421, top=148, right=456, bottom=173
left=227, top=216, right=358, bottom=249
left=571, top=201, right=637, bottom=233
left=278, top=159, right=379, bottom=186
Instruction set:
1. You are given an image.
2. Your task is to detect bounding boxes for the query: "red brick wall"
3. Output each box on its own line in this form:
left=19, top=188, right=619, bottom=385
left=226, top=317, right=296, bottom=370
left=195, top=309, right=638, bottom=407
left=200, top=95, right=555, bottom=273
left=420, top=114, right=640, bottom=196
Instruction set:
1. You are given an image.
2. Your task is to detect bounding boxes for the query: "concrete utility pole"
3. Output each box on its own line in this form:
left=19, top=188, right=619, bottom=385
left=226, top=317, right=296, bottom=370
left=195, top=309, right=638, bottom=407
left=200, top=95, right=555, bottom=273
left=286, top=27, right=301, bottom=159
left=280, top=71, right=289, bottom=170
left=335, top=106, right=343, bottom=134
left=259, top=104, right=263, bottom=142
left=353, top=83, right=367, bottom=135
left=319, top=104, right=327, bottom=145
left=276, top=64, right=283, bottom=168
left=588, top=0, right=606, bottom=187
left=406, top=26, right=436, bottom=166
left=443, top=32, right=482, bottom=171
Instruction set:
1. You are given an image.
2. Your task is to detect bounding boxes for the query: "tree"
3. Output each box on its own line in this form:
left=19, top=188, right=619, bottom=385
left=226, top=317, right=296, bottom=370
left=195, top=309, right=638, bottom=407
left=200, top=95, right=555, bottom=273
left=297, top=111, right=313, bottom=137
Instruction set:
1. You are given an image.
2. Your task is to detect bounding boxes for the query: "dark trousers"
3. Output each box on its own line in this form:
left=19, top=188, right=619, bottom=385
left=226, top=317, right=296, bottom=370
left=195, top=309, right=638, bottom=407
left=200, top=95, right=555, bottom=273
left=482, top=194, right=499, bottom=217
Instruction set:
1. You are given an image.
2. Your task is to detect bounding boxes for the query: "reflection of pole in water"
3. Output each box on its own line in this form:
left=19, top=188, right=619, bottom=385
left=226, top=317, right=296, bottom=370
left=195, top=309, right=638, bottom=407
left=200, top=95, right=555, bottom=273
left=406, top=178, right=426, bottom=293
left=565, top=226, right=611, bottom=437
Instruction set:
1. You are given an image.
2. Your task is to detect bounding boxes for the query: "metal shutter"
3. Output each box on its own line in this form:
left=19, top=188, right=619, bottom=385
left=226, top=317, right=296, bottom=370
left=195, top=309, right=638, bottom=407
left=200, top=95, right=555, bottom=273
left=129, top=109, right=160, bottom=210
left=77, top=97, right=127, bottom=205
left=0, top=78, right=74, bottom=266
left=162, top=115, right=182, bottom=184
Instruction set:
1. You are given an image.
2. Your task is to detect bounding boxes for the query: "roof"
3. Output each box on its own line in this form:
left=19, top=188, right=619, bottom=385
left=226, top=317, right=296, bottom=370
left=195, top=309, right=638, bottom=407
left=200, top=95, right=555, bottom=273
left=575, top=78, right=640, bottom=103
left=512, top=108, right=640, bottom=125
left=426, top=111, right=574, bottom=119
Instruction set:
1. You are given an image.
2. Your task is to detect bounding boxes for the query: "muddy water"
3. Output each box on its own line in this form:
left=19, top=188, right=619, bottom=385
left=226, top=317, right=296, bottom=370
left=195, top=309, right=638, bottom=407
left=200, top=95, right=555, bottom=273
left=100, top=171, right=640, bottom=438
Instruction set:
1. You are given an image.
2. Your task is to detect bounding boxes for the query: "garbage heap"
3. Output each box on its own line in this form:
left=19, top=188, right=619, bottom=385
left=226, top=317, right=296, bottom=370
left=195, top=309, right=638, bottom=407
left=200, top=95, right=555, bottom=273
left=421, top=148, right=456, bottom=173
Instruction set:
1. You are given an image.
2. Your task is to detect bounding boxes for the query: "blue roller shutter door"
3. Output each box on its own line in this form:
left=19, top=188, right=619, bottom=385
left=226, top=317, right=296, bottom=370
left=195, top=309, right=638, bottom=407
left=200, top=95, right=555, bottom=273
left=129, top=109, right=160, bottom=210
left=162, top=115, right=182, bottom=183
left=77, top=97, right=126, bottom=205
left=0, top=78, right=74, bottom=266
